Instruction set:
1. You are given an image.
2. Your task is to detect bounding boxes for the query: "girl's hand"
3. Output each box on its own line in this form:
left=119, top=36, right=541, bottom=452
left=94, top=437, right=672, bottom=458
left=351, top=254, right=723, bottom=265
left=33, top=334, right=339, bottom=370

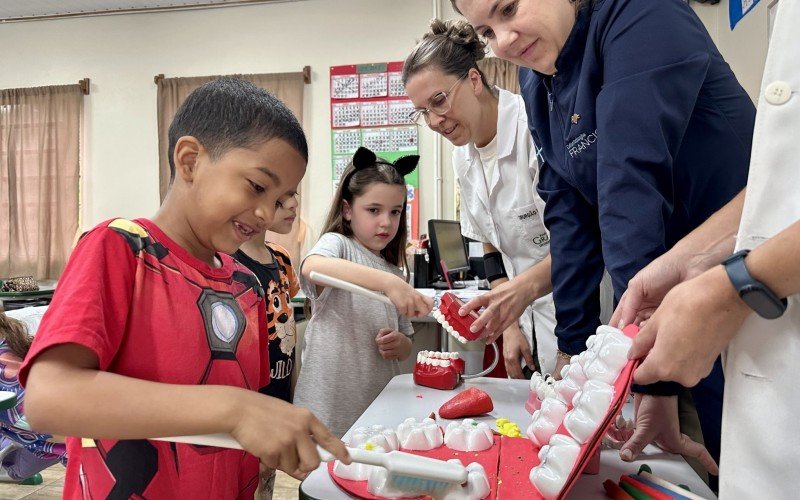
left=384, top=276, right=434, bottom=317
left=230, top=391, right=350, bottom=480
left=502, top=324, right=534, bottom=379
left=375, top=328, right=413, bottom=361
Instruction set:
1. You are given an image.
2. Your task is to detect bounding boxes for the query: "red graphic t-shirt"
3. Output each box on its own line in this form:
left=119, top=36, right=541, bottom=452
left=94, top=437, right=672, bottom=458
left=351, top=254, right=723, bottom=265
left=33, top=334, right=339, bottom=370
left=20, top=218, right=269, bottom=499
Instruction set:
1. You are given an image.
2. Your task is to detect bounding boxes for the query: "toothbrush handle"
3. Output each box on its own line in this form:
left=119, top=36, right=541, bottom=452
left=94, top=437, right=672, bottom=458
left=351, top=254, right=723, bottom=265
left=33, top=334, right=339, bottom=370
left=317, top=445, right=389, bottom=468
left=309, top=271, right=394, bottom=306
left=316, top=444, right=337, bottom=462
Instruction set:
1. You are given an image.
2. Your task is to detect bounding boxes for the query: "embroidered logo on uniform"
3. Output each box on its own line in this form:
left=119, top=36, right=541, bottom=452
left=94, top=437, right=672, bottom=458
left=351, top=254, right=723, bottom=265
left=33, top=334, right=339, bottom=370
left=534, top=143, right=545, bottom=165
left=517, top=209, right=539, bottom=220
left=571, top=113, right=581, bottom=124
left=567, top=129, right=598, bottom=158
left=533, top=233, right=550, bottom=247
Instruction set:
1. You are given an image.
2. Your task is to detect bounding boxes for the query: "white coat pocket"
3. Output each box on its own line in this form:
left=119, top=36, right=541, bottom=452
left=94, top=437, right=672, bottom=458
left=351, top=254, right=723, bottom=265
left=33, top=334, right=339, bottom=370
left=510, top=202, right=550, bottom=250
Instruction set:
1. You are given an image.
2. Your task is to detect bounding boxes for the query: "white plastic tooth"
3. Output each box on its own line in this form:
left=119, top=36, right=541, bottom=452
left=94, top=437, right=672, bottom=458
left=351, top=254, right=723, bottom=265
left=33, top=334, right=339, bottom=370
left=452, top=352, right=460, bottom=359
left=417, top=353, right=424, bottom=363
left=431, top=359, right=441, bottom=367
left=441, top=360, right=451, bottom=367
left=424, top=358, right=432, bottom=366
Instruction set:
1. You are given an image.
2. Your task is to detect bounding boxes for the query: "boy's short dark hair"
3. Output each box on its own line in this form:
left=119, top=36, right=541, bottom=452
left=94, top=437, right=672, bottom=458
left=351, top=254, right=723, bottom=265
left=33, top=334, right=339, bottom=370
left=167, top=77, right=308, bottom=180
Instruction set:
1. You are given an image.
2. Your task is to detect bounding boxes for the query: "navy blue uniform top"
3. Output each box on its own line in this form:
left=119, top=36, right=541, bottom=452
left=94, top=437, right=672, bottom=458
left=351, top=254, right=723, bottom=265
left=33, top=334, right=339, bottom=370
left=520, top=0, right=754, bottom=358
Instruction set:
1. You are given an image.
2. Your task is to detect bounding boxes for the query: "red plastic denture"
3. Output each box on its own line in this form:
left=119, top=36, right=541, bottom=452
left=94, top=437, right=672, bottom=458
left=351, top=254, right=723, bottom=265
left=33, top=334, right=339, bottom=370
left=437, top=292, right=485, bottom=342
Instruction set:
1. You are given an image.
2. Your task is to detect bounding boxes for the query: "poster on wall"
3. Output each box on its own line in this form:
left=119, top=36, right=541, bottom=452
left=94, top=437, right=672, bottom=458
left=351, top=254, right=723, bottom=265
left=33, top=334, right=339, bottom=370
left=330, top=61, right=420, bottom=239
left=730, top=0, right=761, bottom=29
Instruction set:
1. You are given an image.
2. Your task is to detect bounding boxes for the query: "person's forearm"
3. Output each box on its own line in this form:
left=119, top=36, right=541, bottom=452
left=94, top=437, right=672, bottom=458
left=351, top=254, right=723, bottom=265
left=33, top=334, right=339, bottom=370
left=512, top=255, right=552, bottom=300
left=672, top=189, right=745, bottom=277
left=25, top=347, right=245, bottom=439
left=302, top=255, right=402, bottom=293
left=485, top=245, right=552, bottom=300
left=742, top=218, right=800, bottom=299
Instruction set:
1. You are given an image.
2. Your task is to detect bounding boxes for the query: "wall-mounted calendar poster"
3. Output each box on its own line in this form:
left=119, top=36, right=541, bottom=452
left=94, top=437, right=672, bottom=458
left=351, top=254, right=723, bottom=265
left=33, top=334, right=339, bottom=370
left=330, top=61, right=420, bottom=239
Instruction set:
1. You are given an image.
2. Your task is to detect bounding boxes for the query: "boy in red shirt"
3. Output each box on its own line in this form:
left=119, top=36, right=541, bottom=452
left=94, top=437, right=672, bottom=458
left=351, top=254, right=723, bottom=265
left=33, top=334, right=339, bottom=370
left=18, top=78, right=349, bottom=499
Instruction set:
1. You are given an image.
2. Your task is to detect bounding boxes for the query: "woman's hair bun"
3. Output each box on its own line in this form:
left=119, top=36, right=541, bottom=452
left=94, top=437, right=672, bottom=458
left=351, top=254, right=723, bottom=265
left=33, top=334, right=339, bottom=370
left=426, top=18, right=487, bottom=62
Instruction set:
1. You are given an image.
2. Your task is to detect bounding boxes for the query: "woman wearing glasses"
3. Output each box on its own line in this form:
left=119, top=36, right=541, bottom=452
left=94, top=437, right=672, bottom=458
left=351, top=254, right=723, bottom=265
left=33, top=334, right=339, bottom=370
left=402, top=19, right=558, bottom=378
left=452, top=0, right=757, bottom=488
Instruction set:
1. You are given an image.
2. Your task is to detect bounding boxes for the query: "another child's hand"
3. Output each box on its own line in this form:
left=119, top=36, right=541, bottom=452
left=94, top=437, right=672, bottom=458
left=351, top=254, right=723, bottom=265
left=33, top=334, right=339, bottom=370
left=230, top=391, right=350, bottom=479
left=375, top=328, right=412, bottom=361
left=384, top=277, right=434, bottom=317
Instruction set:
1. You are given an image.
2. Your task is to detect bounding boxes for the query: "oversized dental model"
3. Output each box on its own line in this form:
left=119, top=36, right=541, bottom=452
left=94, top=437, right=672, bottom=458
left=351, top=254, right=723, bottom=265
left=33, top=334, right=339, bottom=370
left=529, top=434, right=582, bottom=499
left=349, top=424, right=400, bottom=451
left=332, top=425, right=400, bottom=481
left=553, top=372, right=582, bottom=406
left=414, top=351, right=466, bottom=390
left=526, top=397, right=568, bottom=448
left=563, top=379, right=615, bottom=444
left=581, top=326, right=633, bottom=384
left=367, top=460, right=491, bottom=500
left=525, top=371, right=557, bottom=413
left=444, top=419, right=494, bottom=452
left=332, top=443, right=388, bottom=481
left=396, top=417, right=444, bottom=450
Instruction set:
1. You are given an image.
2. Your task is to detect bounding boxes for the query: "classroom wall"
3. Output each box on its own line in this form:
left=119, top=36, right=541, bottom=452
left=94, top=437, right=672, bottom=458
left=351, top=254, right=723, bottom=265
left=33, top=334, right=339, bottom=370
left=692, top=0, right=773, bottom=103
left=0, top=0, right=462, bottom=239
left=0, top=0, right=775, bottom=247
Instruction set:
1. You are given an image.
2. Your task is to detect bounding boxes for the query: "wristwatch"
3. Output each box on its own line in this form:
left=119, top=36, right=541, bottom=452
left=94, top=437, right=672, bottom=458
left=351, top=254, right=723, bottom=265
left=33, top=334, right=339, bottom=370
left=722, top=249, right=787, bottom=319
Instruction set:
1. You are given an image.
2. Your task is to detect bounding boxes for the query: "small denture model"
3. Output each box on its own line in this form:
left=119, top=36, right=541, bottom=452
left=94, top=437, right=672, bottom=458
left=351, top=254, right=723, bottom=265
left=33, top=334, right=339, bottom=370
left=414, top=351, right=465, bottom=390
left=333, top=424, right=400, bottom=481
left=367, top=459, right=490, bottom=500
left=525, top=372, right=557, bottom=413
left=563, top=379, right=615, bottom=444
left=395, top=417, right=444, bottom=451
left=432, top=292, right=485, bottom=344
left=529, top=434, right=582, bottom=500
left=526, top=397, right=569, bottom=448
left=582, top=326, right=633, bottom=385
left=444, top=418, right=494, bottom=452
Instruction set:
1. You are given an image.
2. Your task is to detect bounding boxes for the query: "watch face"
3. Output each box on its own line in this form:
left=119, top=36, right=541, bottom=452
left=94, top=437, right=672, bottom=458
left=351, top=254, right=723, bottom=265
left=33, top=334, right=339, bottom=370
left=742, top=288, right=785, bottom=319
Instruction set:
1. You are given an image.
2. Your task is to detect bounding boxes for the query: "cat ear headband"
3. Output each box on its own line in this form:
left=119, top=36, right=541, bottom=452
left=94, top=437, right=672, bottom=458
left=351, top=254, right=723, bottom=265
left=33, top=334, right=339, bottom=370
left=350, top=146, right=419, bottom=177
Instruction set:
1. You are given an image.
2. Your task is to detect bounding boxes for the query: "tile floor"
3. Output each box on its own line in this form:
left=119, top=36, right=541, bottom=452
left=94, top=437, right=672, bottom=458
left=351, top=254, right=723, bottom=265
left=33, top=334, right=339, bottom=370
left=0, top=466, right=302, bottom=499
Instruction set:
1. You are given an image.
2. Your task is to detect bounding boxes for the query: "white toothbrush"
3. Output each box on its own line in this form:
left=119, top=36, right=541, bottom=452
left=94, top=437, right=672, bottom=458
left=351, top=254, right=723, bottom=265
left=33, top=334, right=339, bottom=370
left=309, top=270, right=394, bottom=306
left=155, top=433, right=468, bottom=491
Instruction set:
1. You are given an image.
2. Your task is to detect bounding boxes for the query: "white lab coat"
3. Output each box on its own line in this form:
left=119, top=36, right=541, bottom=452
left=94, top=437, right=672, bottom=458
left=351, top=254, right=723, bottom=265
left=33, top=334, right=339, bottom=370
left=720, top=2, right=800, bottom=497
left=454, top=87, right=558, bottom=374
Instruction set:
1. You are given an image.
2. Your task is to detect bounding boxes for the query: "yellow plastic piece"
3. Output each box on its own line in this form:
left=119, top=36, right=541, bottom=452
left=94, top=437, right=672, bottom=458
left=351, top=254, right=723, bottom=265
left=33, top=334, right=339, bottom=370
left=495, top=418, right=523, bottom=438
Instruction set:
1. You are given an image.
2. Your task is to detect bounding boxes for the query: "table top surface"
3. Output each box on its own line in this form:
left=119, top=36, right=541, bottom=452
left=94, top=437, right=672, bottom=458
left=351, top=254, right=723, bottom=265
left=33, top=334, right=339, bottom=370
left=299, top=374, right=715, bottom=499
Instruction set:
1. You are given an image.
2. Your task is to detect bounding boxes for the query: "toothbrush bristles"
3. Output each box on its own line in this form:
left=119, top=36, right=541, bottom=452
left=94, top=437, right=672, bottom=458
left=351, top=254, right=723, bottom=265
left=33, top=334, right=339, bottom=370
left=388, top=474, right=454, bottom=493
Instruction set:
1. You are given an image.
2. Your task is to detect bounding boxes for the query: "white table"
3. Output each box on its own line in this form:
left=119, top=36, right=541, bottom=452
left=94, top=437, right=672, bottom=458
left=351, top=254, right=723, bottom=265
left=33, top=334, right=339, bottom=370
left=299, top=374, right=715, bottom=499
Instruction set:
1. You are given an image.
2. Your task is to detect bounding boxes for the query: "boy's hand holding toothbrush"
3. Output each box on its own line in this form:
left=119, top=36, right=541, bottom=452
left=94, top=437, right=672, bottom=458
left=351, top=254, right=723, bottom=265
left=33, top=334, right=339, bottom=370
left=376, top=327, right=413, bottom=361
left=228, top=391, right=350, bottom=480
left=384, top=275, right=434, bottom=317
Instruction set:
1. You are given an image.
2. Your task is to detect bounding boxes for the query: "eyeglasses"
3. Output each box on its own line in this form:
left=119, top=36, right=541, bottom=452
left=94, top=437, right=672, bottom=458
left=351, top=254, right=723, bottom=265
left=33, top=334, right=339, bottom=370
left=408, top=76, right=467, bottom=125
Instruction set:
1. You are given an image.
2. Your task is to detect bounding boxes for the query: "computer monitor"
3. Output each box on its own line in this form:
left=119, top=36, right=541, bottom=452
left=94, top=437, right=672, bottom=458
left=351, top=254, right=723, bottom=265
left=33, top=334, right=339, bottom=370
left=428, top=219, right=470, bottom=287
